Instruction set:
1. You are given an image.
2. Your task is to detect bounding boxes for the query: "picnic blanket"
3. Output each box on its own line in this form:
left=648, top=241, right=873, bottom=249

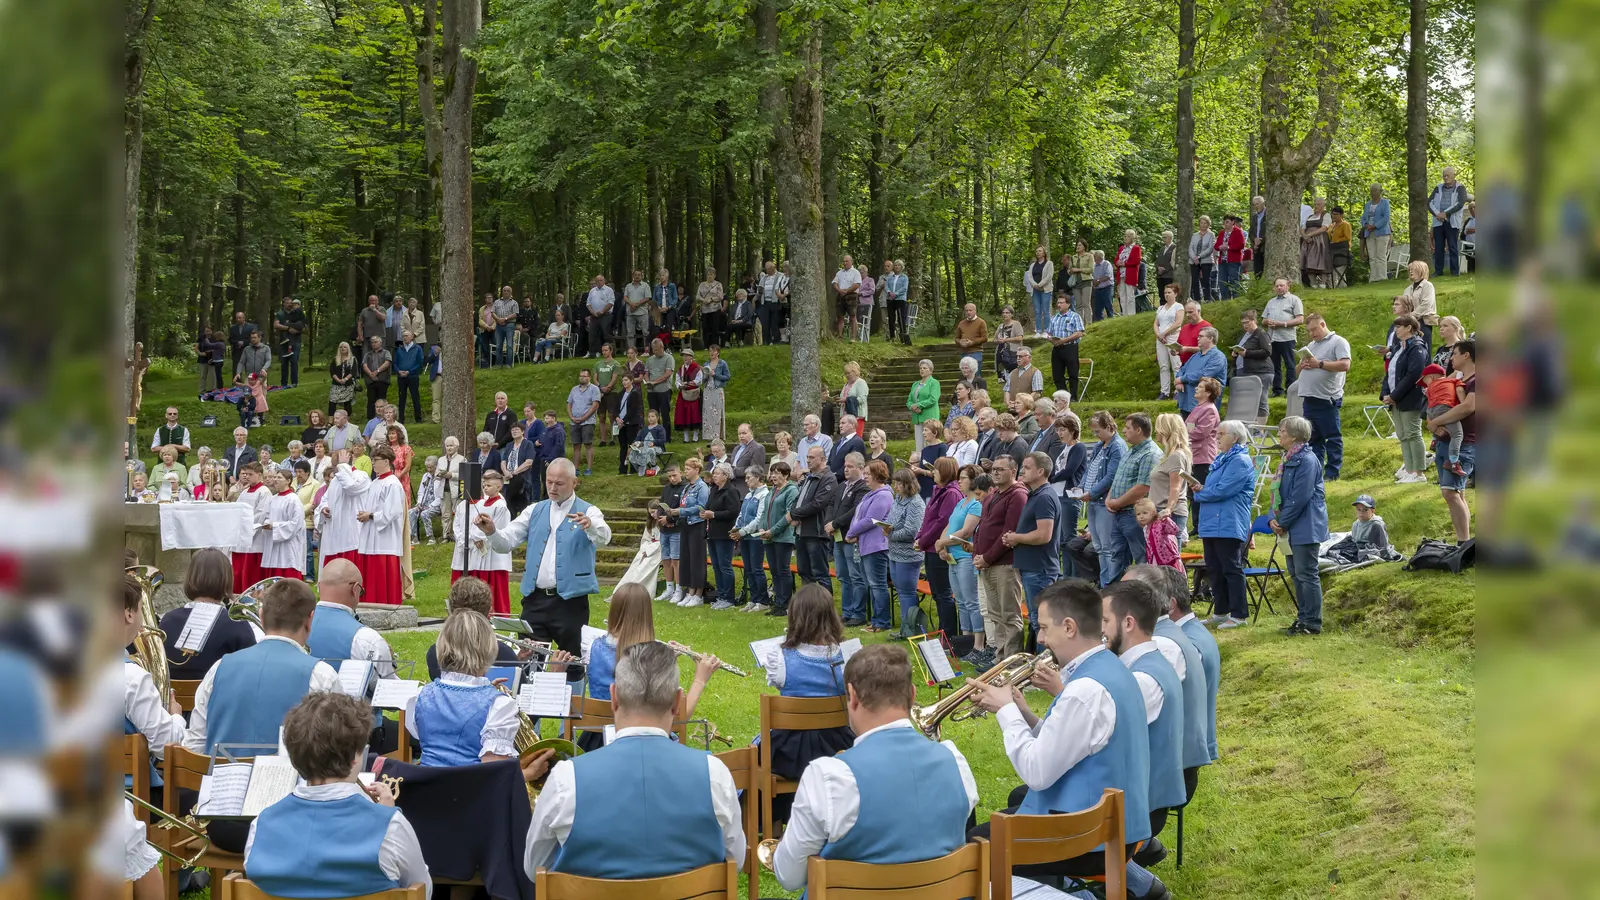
left=200, top=385, right=287, bottom=404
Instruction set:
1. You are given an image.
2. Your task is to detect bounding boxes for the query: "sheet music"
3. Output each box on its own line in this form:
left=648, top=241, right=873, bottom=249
left=918, top=638, right=957, bottom=683
left=491, top=616, right=531, bottom=635
left=194, top=763, right=252, bottom=817
left=749, top=635, right=785, bottom=672
left=337, top=659, right=375, bottom=698
left=518, top=672, right=573, bottom=718
left=580, top=624, right=606, bottom=661
left=839, top=638, right=863, bottom=663
left=1011, top=876, right=1075, bottom=898
left=174, top=604, right=221, bottom=653
left=242, top=756, right=299, bottom=817
left=371, top=679, right=422, bottom=710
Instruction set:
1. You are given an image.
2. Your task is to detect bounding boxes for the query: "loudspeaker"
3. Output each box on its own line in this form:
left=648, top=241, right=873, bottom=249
left=461, top=461, right=483, bottom=503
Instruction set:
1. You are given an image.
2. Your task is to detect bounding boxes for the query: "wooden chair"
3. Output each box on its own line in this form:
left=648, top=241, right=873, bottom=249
left=122, top=734, right=153, bottom=816
left=806, top=838, right=990, bottom=899
left=564, top=695, right=690, bottom=744
left=535, top=860, right=738, bottom=900
left=163, top=745, right=247, bottom=893
left=220, top=873, right=426, bottom=900
left=988, top=788, right=1127, bottom=900
left=171, top=679, right=202, bottom=714
left=713, top=747, right=759, bottom=900
left=386, top=710, right=412, bottom=763
left=757, top=694, right=850, bottom=843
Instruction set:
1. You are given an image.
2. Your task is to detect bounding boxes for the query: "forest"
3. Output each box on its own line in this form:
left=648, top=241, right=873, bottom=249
left=123, top=0, right=1472, bottom=433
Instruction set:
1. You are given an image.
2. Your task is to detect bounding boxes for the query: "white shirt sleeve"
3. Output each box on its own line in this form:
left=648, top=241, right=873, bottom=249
left=707, top=754, right=747, bottom=868
left=1151, top=636, right=1187, bottom=680
left=310, top=661, right=343, bottom=693
left=1132, top=671, right=1164, bottom=725
left=524, top=759, right=577, bottom=877
left=480, top=694, right=521, bottom=759
left=486, top=502, right=535, bottom=555
left=353, top=626, right=397, bottom=679
left=182, top=661, right=223, bottom=754
left=994, top=679, right=1117, bottom=791
left=379, top=809, right=433, bottom=893
left=123, top=663, right=186, bottom=759
left=763, top=649, right=786, bottom=690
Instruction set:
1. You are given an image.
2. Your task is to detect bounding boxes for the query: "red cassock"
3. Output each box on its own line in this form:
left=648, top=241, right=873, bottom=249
left=259, top=567, right=305, bottom=581
left=451, top=569, right=512, bottom=616
left=232, top=554, right=264, bottom=593
left=357, top=554, right=403, bottom=605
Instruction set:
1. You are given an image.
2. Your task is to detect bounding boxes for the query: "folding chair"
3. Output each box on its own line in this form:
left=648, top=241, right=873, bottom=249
left=1076, top=358, right=1095, bottom=401
left=989, top=788, right=1127, bottom=900
left=1242, top=514, right=1289, bottom=622
left=221, top=874, right=426, bottom=900
left=1284, top=379, right=1303, bottom=419
left=1223, top=375, right=1263, bottom=424
left=805, top=838, right=989, bottom=899
left=714, top=747, right=760, bottom=900
left=905, top=302, right=920, bottom=335
left=1362, top=404, right=1395, bottom=439
left=854, top=302, right=874, bottom=343
left=757, top=694, right=850, bottom=844
left=535, top=860, right=739, bottom=900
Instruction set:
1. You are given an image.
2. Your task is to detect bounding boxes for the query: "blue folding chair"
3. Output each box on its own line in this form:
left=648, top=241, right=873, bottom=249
left=1242, top=514, right=1289, bottom=622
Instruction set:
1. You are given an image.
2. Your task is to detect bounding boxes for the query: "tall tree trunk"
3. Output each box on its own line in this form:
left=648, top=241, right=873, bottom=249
left=1175, top=0, right=1196, bottom=296
left=1405, top=0, right=1429, bottom=262
left=713, top=102, right=734, bottom=283
left=750, top=157, right=767, bottom=273
left=867, top=100, right=887, bottom=270
left=649, top=166, right=666, bottom=276
left=686, top=172, right=702, bottom=280
left=758, top=4, right=825, bottom=427
left=822, top=141, right=839, bottom=278
left=233, top=166, right=247, bottom=313
left=952, top=212, right=967, bottom=309
left=1031, top=143, right=1049, bottom=248
left=440, top=0, right=480, bottom=440
left=124, top=0, right=158, bottom=414
left=1258, top=0, right=1341, bottom=283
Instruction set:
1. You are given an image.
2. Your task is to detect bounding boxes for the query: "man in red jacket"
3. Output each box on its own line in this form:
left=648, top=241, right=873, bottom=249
left=1218, top=214, right=1248, bottom=299
left=972, top=455, right=1030, bottom=661
left=1114, top=230, right=1143, bottom=317
left=1175, top=300, right=1212, bottom=365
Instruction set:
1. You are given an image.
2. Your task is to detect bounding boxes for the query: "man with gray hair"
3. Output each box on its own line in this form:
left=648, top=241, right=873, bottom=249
left=795, top=413, right=833, bottom=464
left=826, top=451, right=871, bottom=626
left=1026, top=398, right=1062, bottom=463
left=524, top=640, right=745, bottom=879
left=1428, top=166, right=1468, bottom=276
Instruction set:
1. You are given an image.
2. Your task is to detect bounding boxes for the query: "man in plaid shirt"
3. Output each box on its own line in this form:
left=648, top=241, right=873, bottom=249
left=1045, top=292, right=1086, bottom=401
left=1103, top=413, right=1161, bottom=580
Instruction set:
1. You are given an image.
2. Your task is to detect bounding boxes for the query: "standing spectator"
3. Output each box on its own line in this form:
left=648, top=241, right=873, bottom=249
left=944, top=416, right=979, bottom=468
left=1081, top=411, right=1127, bottom=586
left=1433, top=316, right=1468, bottom=371
left=1300, top=198, right=1332, bottom=288
left=236, top=329, right=272, bottom=384
left=1024, top=245, right=1055, bottom=337
left=1046, top=292, right=1086, bottom=402
left=915, top=457, right=962, bottom=637
left=487, top=286, right=516, bottom=367
left=1103, top=413, right=1160, bottom=579
left=759, top=463, right=798, bottom=614
left=437, top=436, right=465, bottom=538
left=864, top=428, right=894, bottom=473
left=648, top=270, right=677, bottom=333
left=272, top=297, right=307, bottom=388
left=674, top=348, right=705, bottom=443
left=360, top=336, right=391, bottom=421
left=882, top=469, right=928, bottom=638
left=228, top=310, right=261, bottom=376
left=1194, top=420, right=1257, bottom=629
left=1232, top=310, right=1274, bottom=421
left=515, top=296, right=540, bottom=360
left=299, top=409, right=329, bottom=448
left=831, top=255, right=861, bottom=338
left=972, top=454, right=1028, bottom=657
left=1048, top=413, right=1088, bottom=576
left=652, top=465, right=686, bottom=601
left=1261, top=277, right=1305, bottom=397
left=1148, top=413, right=1193, bottom=541
left=1250, top=196, right=1267, bottom=278
left=621, top=270, right=652, bottom=350
left=791, top=446, right=839, bottom=590
left=1154, top=231, right=1177, bottom=301
left=1359, top=184, right=1393, bottom=280
left=1090, top=250, right=1115, bottom=321
left=953, top=303, right=989, bottom=368
left=945, top=381, right=975, bottom=433
left=533, top=411, right=566, bottom=483
left=476, top=296, right=498, bottom=366
left=691, top=269, right=723, bottom=349
left=701, top=345, right=731, bottom=444
left=1003, top=452, right=1061, bottom=646
left=483, top=391, right=514, bottom=448
left=1428, top=166, right=1469, bottom=276
left=355, top=294, right=385, bottom=353
left=392, top=331, right=423, bottom=424
left=501, top=423, right=538, bottom=518
left=882, top=259, right=910, bottom=344
left=198, top=328, right=227, bottom=392
left=403, top=298, right=427, bottom=354
left=324, top=409, right=362, bottom=453
left=1400, top=260, right=1440, bottom=349
left=1005, top=346, right=1044, bottom=405
left=1188, top=216, right=1216, bottom=303
left=1426, top=340, right=1475, bottom=543
left=728, top=422, right=768, bottom=483
left=614, top=376, right=645, bottom=476
left=1217, top=216, right=1247, bottom=299
left=668, top=458, right=711, bottom=607
left=591, top=343, right=621, bottom=447
left=937, top=467, right=988, bottom=663
left=1270, top=416, right=1328, bottom=636
left=828, top=453, right=870, bottom=625
left=758, top=261, right=788, bottom=345
left=643, top=339, right=676, bottom=444
left=1067, top=238, right=1095, bottom=321
left=1296, top=313, right=1352, bottom=480
left=582, top=276, right=615, bottom=358
left=730, top=467, right=772, bottom=611
left=1463, top=201, right=1477, bottom=273
left=795, top=413, right=834, bottom=465
left=151, top=406, right=193, bottom=465
left=1328, top=207, right=1354, bottom=285
left=1114, top=230, right=1142, bottom=317
left=700, top=464, right=741, bottom=610
left=985, top=414, right=1030, bottom=472
left=1153, top=284, right=1184, bottom=400
left=847, top=461, right=896, bottom=632
left=905, top=359, right=942, bottom=454
left=1174, top=327, right=1227, bottom=415
left=854, top=263, right=876, bottom=341
left=567, top=369, right=602, bottom=477
left=828, top=414, right=867, bottom=482
left=1381, top=314, right=1430, bottom=484
left=992, top=306, right=1025, bottom=382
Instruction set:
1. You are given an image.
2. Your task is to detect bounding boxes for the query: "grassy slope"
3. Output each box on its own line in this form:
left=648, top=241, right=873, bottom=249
left=151, top=278, right=1475, bottom=899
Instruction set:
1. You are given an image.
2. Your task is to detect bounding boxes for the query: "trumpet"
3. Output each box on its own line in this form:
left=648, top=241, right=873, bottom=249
left=665, top=640, right=749, bottom=678
left=909, top=650, right=1056, bottom=740
left=125, top=791, right=212, bottom=867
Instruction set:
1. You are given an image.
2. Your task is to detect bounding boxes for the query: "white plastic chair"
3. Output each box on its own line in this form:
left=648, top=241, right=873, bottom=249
left=854, top=302, right=874, bottom=343
left=1387, top=243, right=1411, bottom=279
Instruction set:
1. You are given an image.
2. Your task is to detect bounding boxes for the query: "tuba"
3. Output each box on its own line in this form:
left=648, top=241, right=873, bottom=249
left=227, top=576, right=282, bottom=628
left=125, top=565, right=171, bottom=702
left=491, top=681, right=581, bottom=803
left=909, top=650, right=1056, bottom=741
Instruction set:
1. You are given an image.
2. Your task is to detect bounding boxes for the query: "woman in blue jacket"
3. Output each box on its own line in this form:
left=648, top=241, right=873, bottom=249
left=1270, top=416, right=1329, bottom=635
left=1381, top=313, right=1430, bottom=484
left=1193, top=420, right=1257, bottom=628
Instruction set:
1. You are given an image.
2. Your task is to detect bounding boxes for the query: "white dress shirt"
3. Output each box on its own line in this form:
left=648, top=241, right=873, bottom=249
left=184, top=636, right=342, bottom=754
left=245, top=782, right=431, bottom=895
left=1118, top=641, right=1166, bottom=724
left=123, top=661, right=187, bottom=760
left=486, top=494, right=612, bottom=592
left=995, top=645, right=1117, bottom=791
left=403, top=673, right=520, bottom=758
left=315, top=602, right=397, bottom=678
left=1151, top=634, right=1187, bottom=681
left=771, top=719, right=979, bottom=891
left=523, top=727, right=745, bottom=877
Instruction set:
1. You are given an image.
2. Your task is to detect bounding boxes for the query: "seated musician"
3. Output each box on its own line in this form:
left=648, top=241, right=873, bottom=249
left=769, top=644, right=978, bottom=893
left=308, top=557, right=399, bottom=751
left=425, top=575, right=527, bottom=680
left=524, top=641, right=746, bottom=880
left=762, top=583, right=854, bottom=822
left=244, top=692, right=432, bottom=897
left=120, top=574, right=187, bottom=782
left=579, top=582, right=719, bottom=752
left=968, top=577, right=1168, bottom=900
left=158, top=548, right=260, bottom=681
left=1164, top=566, right=1220, bottom=764
left=1123, top=564, right=1215, bottom=807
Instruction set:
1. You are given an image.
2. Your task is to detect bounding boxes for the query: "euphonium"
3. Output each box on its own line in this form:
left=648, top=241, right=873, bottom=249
left=227, top=576, right=281, bottom=628
left=909, top=650, right=1056, bottom=740
left=492, top=681, right=580, bottom=803
left=125, top=565, right=171, bottom=702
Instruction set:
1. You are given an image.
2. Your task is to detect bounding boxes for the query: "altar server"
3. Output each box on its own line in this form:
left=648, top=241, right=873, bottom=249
left=451, top=469, right=513, bottom=615
left=259, top=469, right=308, bottom=580
left=231, top=462, right=269, bottom=591
left=356, top=444, right=406, bottom=606
left=317, top=452, right=371, bottom=569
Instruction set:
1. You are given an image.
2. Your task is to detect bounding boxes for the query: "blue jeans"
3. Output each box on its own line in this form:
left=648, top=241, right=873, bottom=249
left=477, top=331, right=493, bottom=367
left=306, top=531, right=318, bottom=582
left=740, top=538, right=769, bottom=606
left=859, top=551, right=893, bottom=630
left=495, top=324, right=515, bottom=366
left=660, top=531, right=681, bottom=561
left=950, top=557, right=982, bottom=635
left=1020, top=569, right=1056, bottom=636
left=1091, top=285, right=1115, bottom=321
left=834, top=540, right=864, bottom=621
left=1435, top=439, right=1476, bottom=492
left=890, top=560, right=924, bottom=636
left=1031, top=289, right=1051, bottom=332
left=1218, top=261, right=1242, bottom=299
left=1288, top=543, right=1323, bottom=631
left=1112, top=508, right=1148, bottom=575
left=1432, top=223, right=1459, bottom=276
left=1087, top=503, right=1118, bottom=586
left=1301, top=396, right=1344, bottom=480
left=1058, top=495, right=1082, bottom=577
left=709, top=538, right=737, bottom=603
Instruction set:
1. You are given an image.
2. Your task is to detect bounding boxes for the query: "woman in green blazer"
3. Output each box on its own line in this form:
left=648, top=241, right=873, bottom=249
left=905, top=359, right=942, bottom=453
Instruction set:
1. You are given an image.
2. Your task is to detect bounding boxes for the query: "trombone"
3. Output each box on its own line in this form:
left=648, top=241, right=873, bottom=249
left=665, top=641, right=749, bottom=678
left=125, top=791, right=213, bottom=868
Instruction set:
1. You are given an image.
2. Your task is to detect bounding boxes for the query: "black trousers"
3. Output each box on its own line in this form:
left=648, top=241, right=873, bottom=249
left=1051, top=341, right=1081, bottom=400
left=796, top=536, right=833, bottom=588
left=648, top=391, right=673, bottom=443
left=618, top=424, right=638, bottom=473
left=967, top=785, right=1139, bottom=878
left=1270, top=340, right=1298, bottom=393
left=886, top=299, right=909, bottom=341
left=520, top=588, right=589, bottom=682
left=1066, top=533, right=1100, bottom=584
left=924, top=552, right=958, bottom=638
left=766, top=542, right=794, bottom=610
left=588, top=312, right=612, bottom=352
left=366, top=380, right=389, bottom=420
left=396, top=374, right=421, bottom=422
left=702, top=310, right=727, bottom=348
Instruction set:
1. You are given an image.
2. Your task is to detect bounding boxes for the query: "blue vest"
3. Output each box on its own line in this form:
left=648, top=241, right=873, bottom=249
left=415, top=680, right=501, bottom=767
left=1154, top=619, right=1211, bottom=770
left=1179, top=617, right=1222, bottom=761
left=0, top=650, right=48, bottom=757
left=518, top=499, right=600, bottom=598
left=307, top=604, right=363, bottom=663
left=780, top=647, right=845, bottom=698
left=586, top=636, right=617, bottom=701
left=555, top=734, right=724, bottom=879
left=246, top=792, right=399, bottom=898
left=1129, top=650, right=1186, bottom=812
left=207, top=640, right=320, bottom=754
left=822, top=728, right=968, bottom=865
left=1018, top=649, right=1151, bottom=843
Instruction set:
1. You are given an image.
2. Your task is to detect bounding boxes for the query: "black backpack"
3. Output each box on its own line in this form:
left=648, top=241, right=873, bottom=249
left=1402, top=538, right=1475, bottom=574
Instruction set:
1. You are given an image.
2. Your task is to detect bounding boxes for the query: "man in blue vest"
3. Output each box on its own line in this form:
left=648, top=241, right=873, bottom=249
left=481, top=458, right=613, bottom=683
left=1163, top=566, right=1220, bottom=765
left=768, top=644, right=978, bottom=893
left=245, top=691, right=431, bottom=897
left=967, top=578, right=1166, bottom=899
left=1124, top=564, right=1215, bottom=809
left=1103, top=580, right=1185, bottom=893
left=183, top=578, right=341, bottom=758
left=308, top=558, right=399, bottom=751
left=523, top=641, right=744, bottom=879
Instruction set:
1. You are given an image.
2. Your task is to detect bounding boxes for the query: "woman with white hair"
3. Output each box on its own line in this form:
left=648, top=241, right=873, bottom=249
left=1270, top=415, right=1328, bottom=635
left=957, top=355, right=987, bottom=394
left=1399, top=260, right=1439, bottom=349
left=1192, top=420, right=1259, bottom=629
